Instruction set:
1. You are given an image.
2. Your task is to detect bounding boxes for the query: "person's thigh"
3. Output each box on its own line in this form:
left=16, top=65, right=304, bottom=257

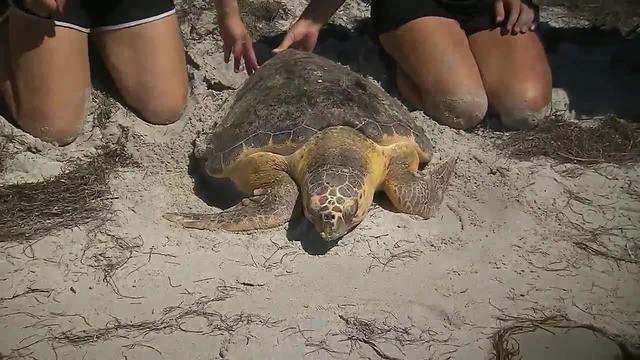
left=1, top=16, right=15, bottom=119
left=92, top=15, right=188, bottom=125
left=469, top=28, right=552, bottom=129
left=9, top=10, right=89, bottom=145
left=379, top=17, right=488, bottom=129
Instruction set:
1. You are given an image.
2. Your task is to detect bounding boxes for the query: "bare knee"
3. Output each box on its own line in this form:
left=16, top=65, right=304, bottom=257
left=130, top=87, right=188, bottom=126
left=137, top=99, right=187, bottom=125
left=17, top=108, right=84, bottom=146
left=499, top=105, right=550, bottom=130
left=493, top=83, right=552, bottom=130
left=424, top=93, right=488, bottom=130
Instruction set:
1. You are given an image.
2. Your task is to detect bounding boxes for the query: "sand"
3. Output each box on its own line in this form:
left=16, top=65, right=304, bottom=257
left=0, top=1, right=639, bottom=359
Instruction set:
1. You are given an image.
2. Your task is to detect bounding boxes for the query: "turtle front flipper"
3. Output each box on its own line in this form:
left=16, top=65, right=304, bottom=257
left=164, top=172, right=299, bottom=232
left=382, top=157, right=457, bottom=219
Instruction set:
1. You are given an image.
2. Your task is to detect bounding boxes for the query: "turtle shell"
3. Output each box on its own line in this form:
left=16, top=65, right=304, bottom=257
left=201, top=49, right=433, bottom=175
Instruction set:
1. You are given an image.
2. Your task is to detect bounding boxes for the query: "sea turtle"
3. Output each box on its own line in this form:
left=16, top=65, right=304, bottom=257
left=165, top=49, right=456, bottom=241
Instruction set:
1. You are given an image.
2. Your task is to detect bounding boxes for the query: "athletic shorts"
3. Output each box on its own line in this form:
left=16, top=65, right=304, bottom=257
left=4, top=0, right=175, bottom=33
left=371, top=0, right=539, bottom=35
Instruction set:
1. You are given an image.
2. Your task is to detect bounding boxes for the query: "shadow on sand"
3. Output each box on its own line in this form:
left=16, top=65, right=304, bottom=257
left=188, top=154, right=339, bottom=255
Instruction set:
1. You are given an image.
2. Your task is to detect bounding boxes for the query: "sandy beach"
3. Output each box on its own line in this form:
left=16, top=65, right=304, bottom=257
left=1, top=1, right=639, bottom=359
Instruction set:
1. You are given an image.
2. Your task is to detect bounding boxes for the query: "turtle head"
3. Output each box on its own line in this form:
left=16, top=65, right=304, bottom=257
left=303, top=166, right=368, bottom=241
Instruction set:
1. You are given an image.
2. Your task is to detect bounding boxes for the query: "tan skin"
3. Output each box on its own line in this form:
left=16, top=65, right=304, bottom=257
left=380, top=15, right=552, bottom=130
left=0, top=19, right=15, bottom=119
left=214, top=0, right=259, bottom=74
left=1, top=0, right=188, bottom=146
left=217, top=0, right=552, bottom=130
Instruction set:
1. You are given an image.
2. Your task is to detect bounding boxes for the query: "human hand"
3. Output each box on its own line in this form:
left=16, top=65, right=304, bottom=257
left=219, top=14, right=259, bottom=75
left=494, top=0, right=537, bottom=34
left=272, top=18, right=322, bottom=53
left=22, top=0, right=65, bottom=17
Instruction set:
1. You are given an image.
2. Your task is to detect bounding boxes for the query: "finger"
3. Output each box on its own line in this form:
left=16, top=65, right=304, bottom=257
left=224, top=42, right=232, bottom=63
left=272, top=32, right=295, bottom=53
left=515, top=5, right=533, bottom=33
left=506, top=2, right=520, bottom=33
left=494, top=0, right=505, bottom=23
left=523, top=5, right=535, bottom=32
left=244, top=42, right=259, bottom=75
left=233, top=40, right=243, bottom=73
left=302, top=33, right=319, bottom=52
left=526, top=4, right=539, bottom=32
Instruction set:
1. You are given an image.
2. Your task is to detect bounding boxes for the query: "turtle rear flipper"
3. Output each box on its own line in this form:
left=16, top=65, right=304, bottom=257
left=164, top=172, right=299, bottom=232
left=382, top=157, right=456, bottom=219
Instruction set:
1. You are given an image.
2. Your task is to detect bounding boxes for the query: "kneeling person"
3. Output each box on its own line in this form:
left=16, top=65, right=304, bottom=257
left=0, top=0, right=189, bottom=145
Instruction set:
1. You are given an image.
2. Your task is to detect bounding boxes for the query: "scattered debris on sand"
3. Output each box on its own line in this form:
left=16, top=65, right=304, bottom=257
left=498, top=116, right=640, bottom=165
left=0, top=144, right=135, bottom=243
left=491, top=312, right=638, bottom=360
left=542, top=0, right=640, bottom=37
left=0, top=1, right=638, bottom=359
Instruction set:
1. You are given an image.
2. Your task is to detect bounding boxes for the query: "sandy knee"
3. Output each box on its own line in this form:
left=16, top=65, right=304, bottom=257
left=17, top=110, right=84, bottom=146
left=134, top=89, right=188, bottom=126
left=139, top=103, right=186, bottom=125
left=497, top=99, right=551, bottom=130
left=425, top=94, right=488, bottom=130
left=493, top=82, right=552, bottom=130
left=499, top=105, right=551, bottom=130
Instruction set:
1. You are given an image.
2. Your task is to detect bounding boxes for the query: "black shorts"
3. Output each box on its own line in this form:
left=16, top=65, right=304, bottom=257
left=6, top=0, right=175, bottom=33
left=371, top=0, right=539, bottom=35
left=0, top=0, right=8, bottom=23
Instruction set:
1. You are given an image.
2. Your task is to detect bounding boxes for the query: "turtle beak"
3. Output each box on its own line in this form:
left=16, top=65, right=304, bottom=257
left=316, top=215, right=348, bottom=241
left=319, top=230, right=339, bottom=241
left=304, top=187, right=362, bottom=242
left=319, top=230, right=336, bottom=241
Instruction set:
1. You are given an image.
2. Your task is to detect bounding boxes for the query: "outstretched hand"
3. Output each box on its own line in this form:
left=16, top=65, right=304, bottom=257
left=22, top=0, right=65, bottom=17
left=494, top=0, right=537, bottom=34
left=219, top=15, right=259, bottom=75
left=272, top=18, right=322, bottom=53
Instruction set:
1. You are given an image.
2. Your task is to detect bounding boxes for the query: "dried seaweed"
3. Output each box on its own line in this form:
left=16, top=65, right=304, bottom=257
left=367, top=249, right=423, bottom=272
left=0, top=133, right=26, bottom=176
left=0, top=145, right=136, bottom=243
left=498, top=116, right=640, bottom=165
left=0, top=135, right=10, bottom=174
left=283, top=325, right=347, bottom=357
left=80, top=230, right=146, bottom=299
left=8, top=294, right=281, bottom=358
left=573, top=238, right=639, bottom=264
left=280, top=313, right=452, bottom=359
left=0, top=288, right=53, bottom=302
left=490, top=313, right=637, bottom=360
left=90, top=89, right=119, bottom=130
left=542, top=0, right=640, bottom=36
left=626, top=181, right=640, bottom=201
left=559, top=208, right=639, bottom=264
left=338, top=314, right=449, bottom=359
